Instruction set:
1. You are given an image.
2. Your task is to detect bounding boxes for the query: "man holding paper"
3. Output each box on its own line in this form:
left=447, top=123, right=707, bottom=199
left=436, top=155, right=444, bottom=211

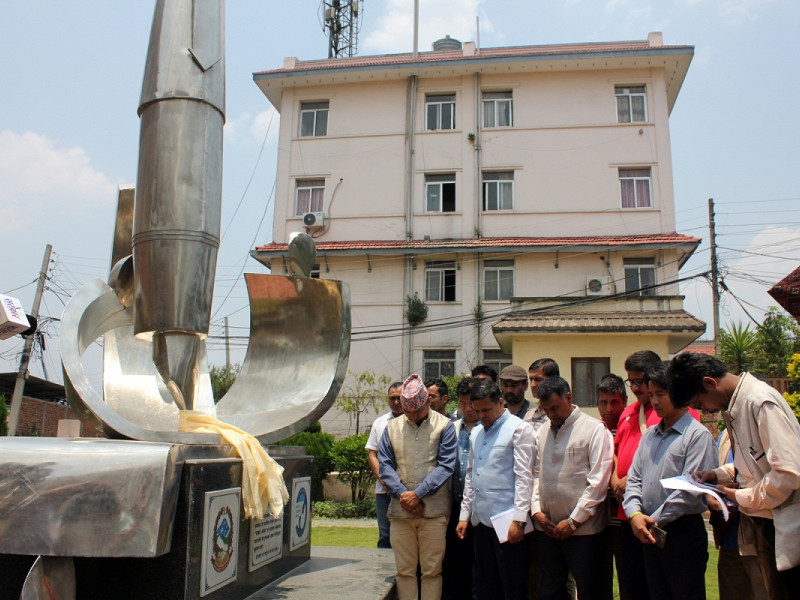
left=669, top=353, right=800, bottom=599
left=456, top=379, right=535, bottom=600
left=531, top=376, right=614, bottom=600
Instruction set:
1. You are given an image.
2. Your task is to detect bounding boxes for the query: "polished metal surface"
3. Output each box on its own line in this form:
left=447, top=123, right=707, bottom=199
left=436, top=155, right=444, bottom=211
left=133, top=0, right=225, bottom=410
left=0, top=438, right=182, bottom=557
left=221, top=272, right=351, bottom=444
left=20, top=557, right=75, bottom=600
left=61, top=273, right=349, bottom=443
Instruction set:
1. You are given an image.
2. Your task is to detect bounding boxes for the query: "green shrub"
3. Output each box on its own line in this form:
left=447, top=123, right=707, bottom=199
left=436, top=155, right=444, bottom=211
left=330, top=432, right=374, bottom=502
left=0, top=394, right=8, bottom=436
left=277, top=430, right=335, bottom=501
left=312, top=499, right=377, bottom=519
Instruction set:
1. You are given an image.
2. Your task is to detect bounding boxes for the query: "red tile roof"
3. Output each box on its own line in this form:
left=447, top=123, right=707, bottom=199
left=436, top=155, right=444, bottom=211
left=253, top=233, right=700, bottom=254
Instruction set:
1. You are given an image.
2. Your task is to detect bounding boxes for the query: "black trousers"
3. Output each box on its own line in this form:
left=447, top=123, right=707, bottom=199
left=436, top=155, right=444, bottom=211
left=535, top=529, right=610, bottom=600
left=641, top=513, right=707, bottom=600
left=473, top=523, right=529, bottom=600
left=617, top=520, right=650, bottom=600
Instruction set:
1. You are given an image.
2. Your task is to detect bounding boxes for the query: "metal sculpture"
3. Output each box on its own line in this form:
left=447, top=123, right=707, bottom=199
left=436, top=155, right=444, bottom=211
left=2, top=1, right=350, bottom=597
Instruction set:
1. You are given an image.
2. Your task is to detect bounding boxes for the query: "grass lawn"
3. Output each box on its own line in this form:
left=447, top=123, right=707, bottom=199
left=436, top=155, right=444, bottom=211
left=312, top=525, right=721, bottom=599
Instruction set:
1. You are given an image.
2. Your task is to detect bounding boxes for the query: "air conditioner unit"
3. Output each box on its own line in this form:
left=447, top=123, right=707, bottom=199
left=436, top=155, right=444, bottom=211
left=586, top=276, right=612, bottom=296
left=303, top=211, right=325, bottom=229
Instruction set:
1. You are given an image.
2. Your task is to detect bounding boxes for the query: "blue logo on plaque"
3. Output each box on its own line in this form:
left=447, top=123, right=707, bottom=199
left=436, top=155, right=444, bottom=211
left=294, top=487, right=308, bottom=537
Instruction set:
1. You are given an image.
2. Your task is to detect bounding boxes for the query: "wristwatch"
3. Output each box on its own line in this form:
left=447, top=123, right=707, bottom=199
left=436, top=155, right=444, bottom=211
left=513, top=520, right=526, bottom=528
left=567, top=516, right=580, bottom=531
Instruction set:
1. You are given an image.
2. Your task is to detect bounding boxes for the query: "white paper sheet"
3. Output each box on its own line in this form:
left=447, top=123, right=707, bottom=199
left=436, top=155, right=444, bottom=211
left=660, top=474, right=730, bottom=521
left=489, top=508, right=534, bottom=543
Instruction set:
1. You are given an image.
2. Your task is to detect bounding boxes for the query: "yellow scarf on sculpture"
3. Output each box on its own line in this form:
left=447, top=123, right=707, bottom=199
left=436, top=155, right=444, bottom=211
left=178, top=410, right=289, bottom=519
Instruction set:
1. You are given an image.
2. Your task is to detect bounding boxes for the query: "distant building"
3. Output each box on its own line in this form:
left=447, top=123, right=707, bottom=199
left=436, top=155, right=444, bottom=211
left=251, top=32, right=704, bottom=432
left=0, top=373, right=84, bottom=437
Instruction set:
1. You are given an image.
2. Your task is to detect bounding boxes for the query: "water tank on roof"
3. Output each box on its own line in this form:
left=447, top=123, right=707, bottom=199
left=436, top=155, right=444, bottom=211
left=432, top=35, right=462, bottom=51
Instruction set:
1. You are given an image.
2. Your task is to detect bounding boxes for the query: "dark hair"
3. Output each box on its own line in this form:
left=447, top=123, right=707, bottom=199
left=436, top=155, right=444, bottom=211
left=456, top=376, right=477, bottom=397
left=470, top=379, right=502, bottom=404
left=597, top=373, right=626, bottom=397
left=471, top=364, right=498, bottom=382
left=424, top=377, right=449, bottom=398
left=528, top=358, right=560, bottom=376
left=624, top=350, right=662, bottom=373
left=667, top=353, right=729, bottom=407
left=389, top=381, right=403, bottom=393
left=536, top=376, right=571, bottom=401
left=644, top=361, right=670, bottom=389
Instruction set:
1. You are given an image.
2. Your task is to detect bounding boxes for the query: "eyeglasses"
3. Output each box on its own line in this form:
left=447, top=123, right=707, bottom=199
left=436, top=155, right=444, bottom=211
left=625, top=378, right=646, bottom=388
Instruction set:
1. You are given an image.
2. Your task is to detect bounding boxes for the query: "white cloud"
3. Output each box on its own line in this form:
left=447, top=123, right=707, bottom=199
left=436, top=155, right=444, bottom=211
left=0, top=131, right=116, bottom=233
left=251, top=108, right=280, bottom=145
left=364, top=0, right=493, bottom=54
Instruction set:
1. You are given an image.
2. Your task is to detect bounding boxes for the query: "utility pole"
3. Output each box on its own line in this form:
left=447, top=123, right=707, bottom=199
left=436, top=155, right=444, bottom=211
left=8, top=244, right=52, bottom=436
left=224, top=316, right=231, bottom=368
left=708, top=198, right=721, bottom=355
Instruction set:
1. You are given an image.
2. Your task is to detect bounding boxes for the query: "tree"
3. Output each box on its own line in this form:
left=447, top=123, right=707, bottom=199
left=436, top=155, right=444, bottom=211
left=330, top=433, right=374, bottom=502
left=277, top=428, right=335, bottom=501
left=209, top=363, right=240, bottom=402
left=336, top=370, right=391, bottom=435
left=719, top=321, right=757, bottom=373
left=782, top=353, right=800, bottom=424
left=752, top=307, right=800, bottom=377
left=0, top=394, right=8, bottom=436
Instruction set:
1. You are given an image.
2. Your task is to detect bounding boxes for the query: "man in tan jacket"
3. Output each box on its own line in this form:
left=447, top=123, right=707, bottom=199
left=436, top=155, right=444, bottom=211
left=379, top=373, right=457, bottom=600
left=670, top=353, right=800, bottom=599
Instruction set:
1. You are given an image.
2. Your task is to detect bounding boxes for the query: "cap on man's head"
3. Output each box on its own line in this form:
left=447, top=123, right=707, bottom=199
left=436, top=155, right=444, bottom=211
left=499, top=365, right=527, bottom=382
left=401, top=374, right=429, bottom=410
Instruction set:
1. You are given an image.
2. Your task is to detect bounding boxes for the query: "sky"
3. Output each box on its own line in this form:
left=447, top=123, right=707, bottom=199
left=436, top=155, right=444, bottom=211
left=2, top=0, right=799, bottom=385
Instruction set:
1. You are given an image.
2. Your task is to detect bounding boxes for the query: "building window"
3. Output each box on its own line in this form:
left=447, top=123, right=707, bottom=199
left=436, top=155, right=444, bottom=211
left=482, top=171, right=514, bottom=211
left=426, top=94, right=455, bottom=130
left=482, top=91, right=513, bottom=127
left=310, top=263, right=321, bottom=279
left=299, top=101, right=329, bottom=137
left=483, top=350, right=512, bottom=375
left=424, top=350, right=455, bottom=380
left=425, top=173, right=456, bottom=212
left=483, top=259, right=514, bottom=301
left=619, top=168, right=651, bottom=208
left=624, top=258, right=656, bottom=296
left=295, top=179, right=324, bottom=215
left=615, top=86, right=646, bottom=123
left=425, top=261, right=456, bottom=302
left=571, top=357, right=610, bottom=407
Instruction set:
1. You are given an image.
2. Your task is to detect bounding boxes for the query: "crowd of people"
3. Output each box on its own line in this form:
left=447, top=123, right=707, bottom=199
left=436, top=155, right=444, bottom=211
left=364, top=351, right=800, bottom=600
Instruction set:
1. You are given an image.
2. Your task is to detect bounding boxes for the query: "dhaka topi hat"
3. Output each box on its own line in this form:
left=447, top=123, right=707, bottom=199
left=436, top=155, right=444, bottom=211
left=500, top=365, right=528, bottom=382
left=401, top=374, right=428, bottom=410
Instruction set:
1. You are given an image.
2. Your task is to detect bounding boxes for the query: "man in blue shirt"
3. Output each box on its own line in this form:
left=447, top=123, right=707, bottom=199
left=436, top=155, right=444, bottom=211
left=623, top=362, right=717, bottom=600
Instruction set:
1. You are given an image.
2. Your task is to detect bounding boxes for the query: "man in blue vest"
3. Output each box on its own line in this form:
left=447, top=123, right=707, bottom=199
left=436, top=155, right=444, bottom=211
left=456, top=379, right=535, bottom=600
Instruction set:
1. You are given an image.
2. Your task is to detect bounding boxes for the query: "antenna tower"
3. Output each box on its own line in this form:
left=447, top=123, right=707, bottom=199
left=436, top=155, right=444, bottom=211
left=321, top=1, right=363, bottom=58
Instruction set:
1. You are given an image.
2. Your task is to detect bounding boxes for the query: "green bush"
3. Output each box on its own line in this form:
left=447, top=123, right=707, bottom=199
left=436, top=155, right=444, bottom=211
left=0, top=394, right=8, bottom=436
left=277, top=430, right=335, bottom=501
left=330, top=432, right=374, bottom=503
left=312, top=499, right=377, bottom=519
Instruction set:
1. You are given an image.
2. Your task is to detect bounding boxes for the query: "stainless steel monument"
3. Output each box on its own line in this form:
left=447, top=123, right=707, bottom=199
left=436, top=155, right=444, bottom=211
left=0, top=1, right=350, bottom=598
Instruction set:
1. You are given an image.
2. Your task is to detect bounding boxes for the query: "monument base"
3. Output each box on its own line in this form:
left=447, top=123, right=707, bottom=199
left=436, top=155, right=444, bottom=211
left=0, top=439, right=313, bottom=600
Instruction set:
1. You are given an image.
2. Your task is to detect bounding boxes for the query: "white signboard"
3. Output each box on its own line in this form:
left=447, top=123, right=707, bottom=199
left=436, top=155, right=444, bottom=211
left=248, top=512, right=283, bottom=572
left=289, top=477, right=311, bottom=551
left=200, top=488, right=241, bottom=597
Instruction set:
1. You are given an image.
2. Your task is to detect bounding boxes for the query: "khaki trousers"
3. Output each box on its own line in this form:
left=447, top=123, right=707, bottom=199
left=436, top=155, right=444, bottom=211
left=390, top=516, right=448, bottom=600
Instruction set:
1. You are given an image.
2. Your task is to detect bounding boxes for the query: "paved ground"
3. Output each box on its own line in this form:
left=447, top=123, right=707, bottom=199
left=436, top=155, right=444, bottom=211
left=245, top=546, right=396, bottom=600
